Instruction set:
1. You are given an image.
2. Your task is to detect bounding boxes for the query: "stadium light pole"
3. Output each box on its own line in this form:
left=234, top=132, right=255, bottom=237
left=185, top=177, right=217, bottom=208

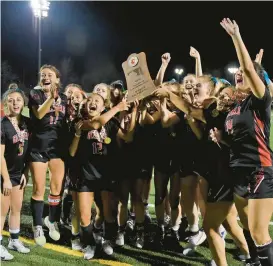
left=175, top=68, right=184, bottom=82
left=30, top=0, right=50, bottom=76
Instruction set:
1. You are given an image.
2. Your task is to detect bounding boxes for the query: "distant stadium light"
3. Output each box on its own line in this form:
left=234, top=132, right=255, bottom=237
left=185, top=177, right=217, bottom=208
left=228, top=67, right=239, bottom=74
left=175, top=68, right=184, bottom=75
left=30, top=0, right=50, bottom=81
left=31, top=0, right=50, bottom=18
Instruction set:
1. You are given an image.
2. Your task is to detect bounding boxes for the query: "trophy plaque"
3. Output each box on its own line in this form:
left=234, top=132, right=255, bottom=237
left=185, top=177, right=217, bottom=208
left=122, top=52, right=156, bottom=102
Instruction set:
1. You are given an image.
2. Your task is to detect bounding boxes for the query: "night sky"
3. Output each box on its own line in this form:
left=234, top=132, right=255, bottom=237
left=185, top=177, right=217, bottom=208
left=2, top=1, right=273, bottom=92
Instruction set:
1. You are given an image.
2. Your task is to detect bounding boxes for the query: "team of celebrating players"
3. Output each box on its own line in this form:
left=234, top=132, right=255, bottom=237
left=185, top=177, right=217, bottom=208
left=1, top=18, right=273, bottom=266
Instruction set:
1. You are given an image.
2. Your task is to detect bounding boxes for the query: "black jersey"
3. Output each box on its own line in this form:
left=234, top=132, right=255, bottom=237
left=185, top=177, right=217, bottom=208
left=77, top=119, right=120, bottom=181
left=1, top=116, right=30, bottom=179
left=28, top=89, right=67, bottom=151
left=201, top=102, right=230, bottom=182
left=225, top=88, right=273, bottom=168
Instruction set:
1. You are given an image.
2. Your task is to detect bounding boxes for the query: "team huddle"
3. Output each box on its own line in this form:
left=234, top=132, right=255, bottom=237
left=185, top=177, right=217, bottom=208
left=2, top=18, right=273, bottom=266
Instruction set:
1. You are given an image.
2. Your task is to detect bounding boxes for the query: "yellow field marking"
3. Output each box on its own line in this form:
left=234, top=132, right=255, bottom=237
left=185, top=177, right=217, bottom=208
left=2, top=231, right=131, bottom=266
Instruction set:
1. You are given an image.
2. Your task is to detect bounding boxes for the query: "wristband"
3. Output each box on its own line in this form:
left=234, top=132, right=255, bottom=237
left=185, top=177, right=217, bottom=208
left=75, top=133, right=81, bottom=138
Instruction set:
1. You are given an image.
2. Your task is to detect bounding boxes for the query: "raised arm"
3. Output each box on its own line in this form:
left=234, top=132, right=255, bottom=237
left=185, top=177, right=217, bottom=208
left=254, top=49, right=273, bottom=97
left=221, top=18, right=265, bottom=99
left=159, top=98, right=181, bottom=128
left=190, top=47, right=203, bottom=77
left=153, top=87, right=206, bottom=123
left=118, top=101, right=139, bottom=142
left=154, top=53, right=171, bottom=86
left=81, top=100, right=130, bottom=130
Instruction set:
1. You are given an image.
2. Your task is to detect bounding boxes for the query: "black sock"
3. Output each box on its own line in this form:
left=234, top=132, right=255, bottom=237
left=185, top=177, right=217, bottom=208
left=31, top=197, right=44, bottom=226
left=71, top=233, right=80, bottom=240
left=257, top=241, right=273, bottom=266
left=80, top=223, right=95, bottom=246
left=9, top=229, right=20, bottom=240
left=118, top=224, right=126, bottom=233
left=104, top=222, right=118, bottom=241
left=62, top=193, right=73, bottom=221
left=48, top=194, right=61, bottom=223
left=243, top=229, right=260, bottom=263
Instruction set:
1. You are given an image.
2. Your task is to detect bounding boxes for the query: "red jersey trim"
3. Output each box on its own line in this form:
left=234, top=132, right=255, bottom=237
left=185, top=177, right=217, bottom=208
left=253, top=112, right=272, bottom=166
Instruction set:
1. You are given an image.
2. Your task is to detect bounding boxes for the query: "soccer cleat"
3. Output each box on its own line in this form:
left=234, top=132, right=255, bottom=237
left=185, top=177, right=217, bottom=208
left=166, top=229, right=183, bottom=253
left=115, top=231, right=125, bottom=247
left=92, top=225, right=103, bottom=245
left=102, top=240, right=113, bottom=255
left=33, top=225, right=46, bottom=246
left=0, top=245, right=14, bottom=261
left=238, top=254, right=250, bottom=261
left=245, top=259, right=262, bottom=266
left=135, top=231, right=144, bottom=249
left=82, top=245, right=96, bottom=260
left=44, top=216, right=60, bottom=241
left=183, top=230, right=207, bottom=256
left=8, top=239, right=30, bottom=253
left=71, top=237, right=83, bottom=251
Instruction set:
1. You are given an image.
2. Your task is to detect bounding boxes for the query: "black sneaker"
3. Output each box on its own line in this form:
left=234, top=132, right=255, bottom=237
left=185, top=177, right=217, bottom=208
left=153, top=224, right=165, bottom=250
left=245, top=259, right=262, bottom=266
left=178, top=217, right=189, bottom=241
left=165, top=229, right=183, bottom=253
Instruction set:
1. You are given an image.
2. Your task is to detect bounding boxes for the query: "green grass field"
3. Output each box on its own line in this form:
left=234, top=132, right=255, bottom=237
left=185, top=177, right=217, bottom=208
left=2, top=108, right=273, bottom=265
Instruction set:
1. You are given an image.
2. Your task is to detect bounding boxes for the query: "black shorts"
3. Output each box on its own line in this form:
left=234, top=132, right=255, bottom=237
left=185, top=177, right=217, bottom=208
left=207, top=182, right=234, bottom=203
left=232, top=167, right=273, bottom=199
left=29, top=147, right=64, bottom=163
left=1, top=175, right=21, bottom=193
left=154, top=155, right=181, bottom=176
left=77, top=178, right=117, bottom=193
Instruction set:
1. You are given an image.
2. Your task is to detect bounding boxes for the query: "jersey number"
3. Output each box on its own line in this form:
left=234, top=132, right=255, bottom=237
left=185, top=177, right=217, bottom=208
left=92, top=143, right=103, bottom=155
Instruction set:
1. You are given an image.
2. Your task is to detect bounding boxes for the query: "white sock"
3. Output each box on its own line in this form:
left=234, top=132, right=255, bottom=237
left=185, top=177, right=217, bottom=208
left=172, top=224, right=180, bottom=231
left=189, top=224, right=199, bottom=233
left=9, top=229, right=20, bottom=234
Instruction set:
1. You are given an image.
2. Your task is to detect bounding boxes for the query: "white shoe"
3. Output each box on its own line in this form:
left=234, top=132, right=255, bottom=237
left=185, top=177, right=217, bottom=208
left=0, top=245, right=14, bottom=261
left=92, top=227, right=103, bottom=245
left=33, top=225, right=46, bottom=246
left=209, top=260, right=217, bottom=266
left=8, top=239, right=30, bottom=253
left=102, top=240, right=113, bottom=255
left=115, top=231, right=125, bottom=247
left=71, top=238, right=83, bottom=251
left=82, top=245, right=96, bottom=260
left=189, top=229, right=207, bottom=246
left=219, top=227, right=227, bottom=239
left=44, top=216, right=60, bottom=241
left=183, top=230, right=207, bottom=256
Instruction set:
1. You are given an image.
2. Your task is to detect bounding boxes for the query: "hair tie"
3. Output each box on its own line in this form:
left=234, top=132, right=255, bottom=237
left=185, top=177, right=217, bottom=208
left=211, top=77, right=218, bottom=85
left=263, top=71, right=271, bottom=86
